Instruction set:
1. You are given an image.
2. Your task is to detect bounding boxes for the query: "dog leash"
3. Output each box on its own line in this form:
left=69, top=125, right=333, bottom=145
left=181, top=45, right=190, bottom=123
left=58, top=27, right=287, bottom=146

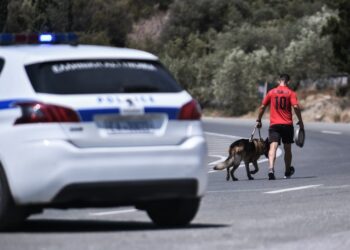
left=250, top=126, right=262, bottom=142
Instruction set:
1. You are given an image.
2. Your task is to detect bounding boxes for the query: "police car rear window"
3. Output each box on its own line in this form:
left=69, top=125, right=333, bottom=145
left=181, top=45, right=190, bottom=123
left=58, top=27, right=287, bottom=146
left=25, top=60, right=182, bottom=94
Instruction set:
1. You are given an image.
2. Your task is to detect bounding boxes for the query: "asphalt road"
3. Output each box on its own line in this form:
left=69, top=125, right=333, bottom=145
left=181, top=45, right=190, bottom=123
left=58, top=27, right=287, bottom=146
left=1, top=118, right=350, bottom=250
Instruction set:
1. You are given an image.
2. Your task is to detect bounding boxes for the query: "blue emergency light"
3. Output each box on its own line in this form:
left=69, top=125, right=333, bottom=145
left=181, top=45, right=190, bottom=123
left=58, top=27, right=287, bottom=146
left=0, top=33, right=78, bottom=45
left=39, top=34, right=54, bottom=42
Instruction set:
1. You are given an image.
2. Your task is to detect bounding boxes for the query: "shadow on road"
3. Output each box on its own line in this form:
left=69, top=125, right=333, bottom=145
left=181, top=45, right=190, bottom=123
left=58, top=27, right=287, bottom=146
left=218, top=176, right=318, bottom=182
left=1, top=219, right=229, bottom=233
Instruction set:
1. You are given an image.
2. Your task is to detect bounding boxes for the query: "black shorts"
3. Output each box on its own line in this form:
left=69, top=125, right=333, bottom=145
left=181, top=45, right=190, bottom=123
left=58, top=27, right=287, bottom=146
left=269, top=124, right=294, bottom=145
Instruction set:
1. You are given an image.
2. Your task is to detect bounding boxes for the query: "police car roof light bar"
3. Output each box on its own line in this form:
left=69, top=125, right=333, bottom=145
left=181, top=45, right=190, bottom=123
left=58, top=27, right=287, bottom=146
left=0, top=33, right=78, bottom=45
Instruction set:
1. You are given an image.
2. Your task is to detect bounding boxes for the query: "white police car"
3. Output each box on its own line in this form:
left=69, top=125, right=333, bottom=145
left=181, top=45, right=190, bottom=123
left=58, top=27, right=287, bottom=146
left=0, top=33, right=207, bottom=228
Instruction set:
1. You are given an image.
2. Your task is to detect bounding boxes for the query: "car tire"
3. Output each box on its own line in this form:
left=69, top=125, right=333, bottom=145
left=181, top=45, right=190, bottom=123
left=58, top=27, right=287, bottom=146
left=146, top=198, right=200, bottom=227
left=0, top=166, right=27, bottom=230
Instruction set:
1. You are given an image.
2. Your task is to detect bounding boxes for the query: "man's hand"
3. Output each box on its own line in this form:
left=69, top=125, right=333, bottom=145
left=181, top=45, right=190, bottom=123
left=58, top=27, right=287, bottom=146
left=293, top=105, right=304, bottom=130
left=297, top=121, right=304, bottom=130
left=256, top=120, right=262, bottom=129
left=257, top=105, right=266, bottom=129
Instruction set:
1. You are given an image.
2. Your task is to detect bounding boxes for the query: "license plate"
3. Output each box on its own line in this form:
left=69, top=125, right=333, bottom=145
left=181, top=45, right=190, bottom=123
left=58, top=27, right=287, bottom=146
left=95, top=115, right=163, bottom=134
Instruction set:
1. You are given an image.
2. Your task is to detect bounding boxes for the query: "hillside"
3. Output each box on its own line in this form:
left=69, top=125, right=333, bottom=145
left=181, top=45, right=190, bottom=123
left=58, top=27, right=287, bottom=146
left=208, top=89, right=350, bottom=123
left=3, top=0, right=348, bottom=122
left=127, top=2, right=349, bottom=123
left=299, top=91, right=350, bottom=123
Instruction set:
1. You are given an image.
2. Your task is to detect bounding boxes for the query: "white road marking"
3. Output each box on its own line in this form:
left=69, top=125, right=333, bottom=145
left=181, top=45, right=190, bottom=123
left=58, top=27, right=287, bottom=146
left=208, top=188, right=271, bottom=193
left=321, top=130, right=342, bottom=135
left=264, top=184, right=322, bottom=194
left=208, top=170, right=220, bottom=173
left=89, top=208, right=137, bottom=216
left=208, top=184, right=349, bottom=194
left=208, top=155, right=227, bottom=166
left=321, top=184, right=350, bottom=190
left=205, top=132, right=241, bottom=139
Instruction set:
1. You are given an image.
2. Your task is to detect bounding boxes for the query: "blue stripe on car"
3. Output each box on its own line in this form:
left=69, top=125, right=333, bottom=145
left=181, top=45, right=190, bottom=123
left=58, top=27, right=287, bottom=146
left=78, top=108, right=120, bottom=121
left=0, top=100, right=180, bottom=120
left=0, top=99, right=37, bottom=109
left=78, top=107, right=179, bottom=121
left=0, top=100, right=15, bottom=109
left=144, top=107, right=179, bottom=120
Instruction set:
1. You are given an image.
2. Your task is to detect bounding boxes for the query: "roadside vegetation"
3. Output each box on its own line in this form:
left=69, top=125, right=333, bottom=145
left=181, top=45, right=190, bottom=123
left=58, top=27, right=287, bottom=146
left=1, top=0, right=349, bottom=119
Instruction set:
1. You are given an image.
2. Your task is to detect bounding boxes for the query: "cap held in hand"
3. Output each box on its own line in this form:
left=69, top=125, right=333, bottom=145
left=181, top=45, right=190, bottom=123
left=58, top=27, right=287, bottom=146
left=295, top=126, right=305, bottom=148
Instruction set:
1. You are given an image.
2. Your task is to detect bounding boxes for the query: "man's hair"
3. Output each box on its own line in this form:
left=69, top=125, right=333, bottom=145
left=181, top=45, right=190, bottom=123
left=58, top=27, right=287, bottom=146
left=279, top=73, right=290, bottom=83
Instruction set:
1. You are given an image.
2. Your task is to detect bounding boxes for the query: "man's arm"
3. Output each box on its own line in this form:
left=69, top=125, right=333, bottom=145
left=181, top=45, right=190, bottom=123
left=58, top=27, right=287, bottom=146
left=256, top=105, right=266, bottom=128
left=257, top=90, right=271, bottom=128
left=293, top=105, right=304, bottom=129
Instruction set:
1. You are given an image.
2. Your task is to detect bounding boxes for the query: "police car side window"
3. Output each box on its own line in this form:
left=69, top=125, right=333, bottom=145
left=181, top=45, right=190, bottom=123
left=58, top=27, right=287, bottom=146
left=0, top=58, right=4, bottom=75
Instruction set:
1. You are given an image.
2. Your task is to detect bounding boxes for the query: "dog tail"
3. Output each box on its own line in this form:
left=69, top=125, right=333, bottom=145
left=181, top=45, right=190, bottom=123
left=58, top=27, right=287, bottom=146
left=213, top=156, right=235, bottom=170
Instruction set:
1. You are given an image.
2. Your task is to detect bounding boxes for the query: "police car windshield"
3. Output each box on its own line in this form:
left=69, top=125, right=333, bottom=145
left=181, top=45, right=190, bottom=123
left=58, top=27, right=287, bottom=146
left=25, top=60, right=182, bottom=94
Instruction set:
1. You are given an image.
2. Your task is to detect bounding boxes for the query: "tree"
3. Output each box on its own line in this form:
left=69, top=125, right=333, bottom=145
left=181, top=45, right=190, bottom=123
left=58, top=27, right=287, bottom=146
left=70, top=0, right=132, bottom=46
left=284, top=7, right=336, bottom=81
left=323, top=0, right=350, bottom=73
left=161, top=0, right=251, bottom=42
left=32, top=0, right=53, bottom=31
left=213, top=48, right=270, bottom=115
left=0, top=0, right=8, bottom=31
left=3, top=0, right=134, bottom=46
left=4, top=0, right=35, bottom=32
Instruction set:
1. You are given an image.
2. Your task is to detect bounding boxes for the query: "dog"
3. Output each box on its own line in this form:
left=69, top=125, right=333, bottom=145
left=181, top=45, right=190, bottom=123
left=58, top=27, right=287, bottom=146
left=213, top=138, right=269, bottom=181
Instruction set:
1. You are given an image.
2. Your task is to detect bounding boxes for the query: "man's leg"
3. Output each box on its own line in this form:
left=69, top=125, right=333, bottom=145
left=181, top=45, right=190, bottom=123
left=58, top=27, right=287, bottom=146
left=284, top=143, right=295, bottom=178
left=268, top=125, right=281, bottom=180
left=284, top=143, right=292, bottom=172
left=282, top=125, right=295, bottom=178
left=268, top=142, right=278, bottom=179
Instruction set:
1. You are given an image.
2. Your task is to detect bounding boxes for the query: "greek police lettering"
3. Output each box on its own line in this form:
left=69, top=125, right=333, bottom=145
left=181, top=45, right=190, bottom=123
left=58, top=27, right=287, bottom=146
left=51, top=61, right=157, bottom=74
left=96, top=95, right=155, bottom=105
left=52, top=62, right=103, bottom=74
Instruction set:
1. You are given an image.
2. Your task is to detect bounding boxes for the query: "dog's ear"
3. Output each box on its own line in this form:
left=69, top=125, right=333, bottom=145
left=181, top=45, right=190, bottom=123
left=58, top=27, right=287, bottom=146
left=264, top=137, right=270, bottom=158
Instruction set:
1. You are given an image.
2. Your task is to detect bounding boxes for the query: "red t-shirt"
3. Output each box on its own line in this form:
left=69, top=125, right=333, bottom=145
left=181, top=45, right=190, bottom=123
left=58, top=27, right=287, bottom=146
left=262, top=85, right=299, bottom=126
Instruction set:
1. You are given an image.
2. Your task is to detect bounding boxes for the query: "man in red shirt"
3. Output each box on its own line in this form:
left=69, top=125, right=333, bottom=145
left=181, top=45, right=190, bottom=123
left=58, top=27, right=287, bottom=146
left=256, top=74, right=304, bottom=180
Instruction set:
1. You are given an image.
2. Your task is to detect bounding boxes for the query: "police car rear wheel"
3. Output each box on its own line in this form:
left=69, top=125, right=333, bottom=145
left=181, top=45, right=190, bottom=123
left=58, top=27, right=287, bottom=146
left=146, top=198, right=200, bottom=227
left=0, top=167, right=27, bottom=230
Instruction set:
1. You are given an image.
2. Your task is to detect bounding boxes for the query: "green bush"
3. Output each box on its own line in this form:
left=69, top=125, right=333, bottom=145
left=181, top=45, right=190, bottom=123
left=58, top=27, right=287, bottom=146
left=213, top=48, right=272, bottom=115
